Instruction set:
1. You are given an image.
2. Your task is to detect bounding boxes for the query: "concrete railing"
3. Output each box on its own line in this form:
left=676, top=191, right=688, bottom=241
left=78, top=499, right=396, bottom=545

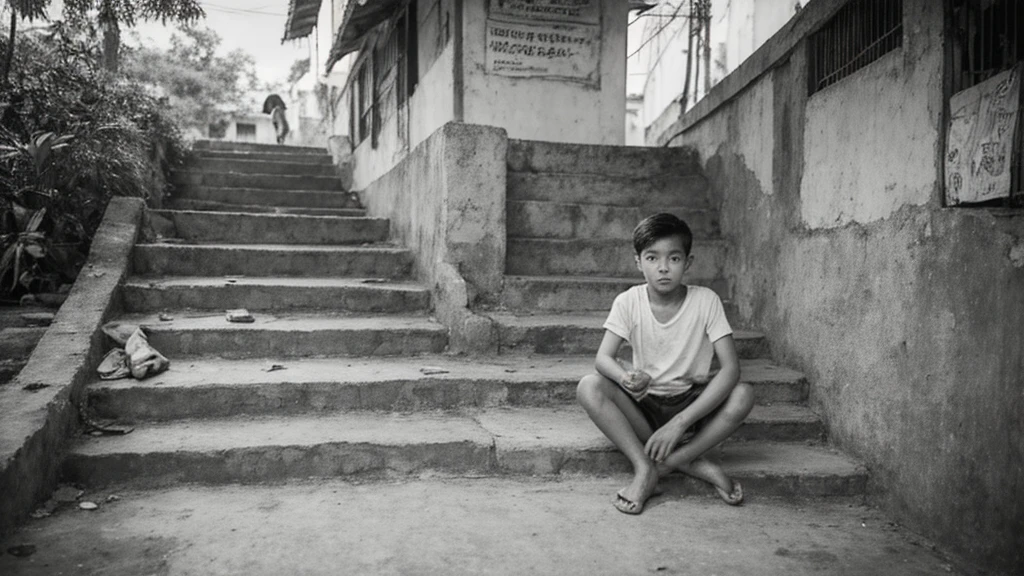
left=0, top=197, right=144, bottom=537
left=359, top=122, right=507, bottom=353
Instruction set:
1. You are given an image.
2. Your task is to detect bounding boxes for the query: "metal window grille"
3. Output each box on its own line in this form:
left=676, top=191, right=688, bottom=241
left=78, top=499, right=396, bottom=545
left=951, top=0, right=1024, bottom=94
left=950, top=0, right=1024, bottom=207
left=808, top=0, right=903, bottom=95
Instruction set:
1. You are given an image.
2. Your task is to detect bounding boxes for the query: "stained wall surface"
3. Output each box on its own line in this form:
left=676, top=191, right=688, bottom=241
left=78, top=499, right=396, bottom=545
left=658, top=0, right=1024, bottom=573
left=461, top=0, right=626, bottom=145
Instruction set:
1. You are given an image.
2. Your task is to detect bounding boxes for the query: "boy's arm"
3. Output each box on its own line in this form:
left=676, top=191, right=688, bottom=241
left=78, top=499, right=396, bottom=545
left=645, top=334, right=741, bottom=462
left=594, top=330, right=629, bottom=384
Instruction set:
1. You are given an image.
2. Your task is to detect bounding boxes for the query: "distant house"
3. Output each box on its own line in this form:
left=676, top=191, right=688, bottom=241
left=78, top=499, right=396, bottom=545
left=206, top=113, right=279, bottom=144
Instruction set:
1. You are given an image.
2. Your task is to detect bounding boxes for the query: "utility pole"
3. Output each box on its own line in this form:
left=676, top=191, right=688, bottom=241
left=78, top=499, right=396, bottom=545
left=681, top=0, right=695, bottom=110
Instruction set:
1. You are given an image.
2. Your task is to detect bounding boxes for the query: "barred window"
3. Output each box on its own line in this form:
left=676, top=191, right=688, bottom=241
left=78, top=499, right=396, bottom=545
left=951, top=0, right=1024, bottom=93
left=808, top=0, right=903, bottom=95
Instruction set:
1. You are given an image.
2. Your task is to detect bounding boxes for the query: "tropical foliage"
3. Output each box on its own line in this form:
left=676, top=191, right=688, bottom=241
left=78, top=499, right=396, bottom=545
left=0, top=22, right=185, bottom=301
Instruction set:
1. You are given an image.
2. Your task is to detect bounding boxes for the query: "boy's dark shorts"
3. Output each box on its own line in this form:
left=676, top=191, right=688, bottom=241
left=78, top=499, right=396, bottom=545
left=627, top=384, right=724, bottom=433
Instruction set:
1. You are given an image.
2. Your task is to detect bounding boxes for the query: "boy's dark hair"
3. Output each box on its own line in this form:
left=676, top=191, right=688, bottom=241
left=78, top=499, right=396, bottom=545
left=632, top=213, right=693, bottom=256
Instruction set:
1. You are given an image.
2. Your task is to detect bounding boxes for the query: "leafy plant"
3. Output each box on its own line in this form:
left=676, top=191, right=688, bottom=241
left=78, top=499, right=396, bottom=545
left=0, top=23, right=187, bottom=300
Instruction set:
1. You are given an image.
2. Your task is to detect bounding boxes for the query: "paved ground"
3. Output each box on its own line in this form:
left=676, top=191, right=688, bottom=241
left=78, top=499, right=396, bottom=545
left=0, top=476, right=959, bottom=576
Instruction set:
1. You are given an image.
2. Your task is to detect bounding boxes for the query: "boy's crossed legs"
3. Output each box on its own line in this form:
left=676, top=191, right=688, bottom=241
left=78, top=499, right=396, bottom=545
left=577, top=373, right=754, bottom=514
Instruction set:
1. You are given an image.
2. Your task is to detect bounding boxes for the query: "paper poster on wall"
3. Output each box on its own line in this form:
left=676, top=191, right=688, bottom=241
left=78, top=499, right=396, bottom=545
left=945, top=64, right=1022, bottom=205
left=486, top=19, right=600, bottom=85
left=488, top=0, right=600, bottom=25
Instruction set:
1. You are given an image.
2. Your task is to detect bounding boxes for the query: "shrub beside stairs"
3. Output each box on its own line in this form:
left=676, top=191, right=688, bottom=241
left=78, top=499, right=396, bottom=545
left=63, top=140, right=867, bottom=502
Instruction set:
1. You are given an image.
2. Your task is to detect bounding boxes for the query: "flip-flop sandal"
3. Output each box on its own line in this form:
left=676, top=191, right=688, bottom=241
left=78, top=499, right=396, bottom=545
left=715, top=481, right=744, bottom=506
left=614, top=491, right=645, bottom=515
left=613, top=488, right=665, bottom=515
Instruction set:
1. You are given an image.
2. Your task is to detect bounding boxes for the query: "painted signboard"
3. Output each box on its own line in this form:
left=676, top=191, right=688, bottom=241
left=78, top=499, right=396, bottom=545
left=485, top=18, right=600, bottom=85
left=945, top=64, right=1021, bottom=205
left=488, top=0, right=600, bottom=25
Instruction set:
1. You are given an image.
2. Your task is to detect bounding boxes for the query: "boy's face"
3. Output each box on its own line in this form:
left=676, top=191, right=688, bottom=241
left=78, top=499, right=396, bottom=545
left=635, top=235, right=692, bottom=295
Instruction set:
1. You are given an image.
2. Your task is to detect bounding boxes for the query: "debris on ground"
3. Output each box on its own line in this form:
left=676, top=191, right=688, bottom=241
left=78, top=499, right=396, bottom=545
left=106, top=494, right=121, bottom=502
left=158, top=312, right=174, bottom=321
left=264, top=364, right=286, bottom=372
left=97, top=349, right=131, bottom=380
left=504, top=368, right=517, bottom=373
left=97, top=324, right=170, bottom=381
left=226, top=309, right=255, bottom=323
left=78, top=501, right=98, bottom=511
left=6, top=544, right=36, bottom=557
left=87, top=270, right=106, bottom=278
left=21, top=383, right=49, bottom=392
left=361, top=278, right=389, bottom=284
left=420, top=366, right=449, bottom=375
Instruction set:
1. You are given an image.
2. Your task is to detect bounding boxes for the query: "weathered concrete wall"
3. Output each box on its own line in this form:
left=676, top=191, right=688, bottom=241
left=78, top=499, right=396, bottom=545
left=360, top=122, right=506, bottom=353
left=0, top=197, right=143, bottom=537
left=461, top=0, right=626, bottom=145
left=655, top=0, right=1024, bottom=573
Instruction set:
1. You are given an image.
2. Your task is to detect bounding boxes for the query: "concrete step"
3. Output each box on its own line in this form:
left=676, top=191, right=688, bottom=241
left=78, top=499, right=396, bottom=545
left=506, top=238, right=728, bottom=278
left=507, top=172, right=710, bottom=207
left=167, top=198, right=365, bottom=217
left=122, top=277, right=431, bottom=313
left=111, top=312, right=448, bottom=358
left=63, top=409, right=862, bottom=495
left=172, top=187, right=359, bottom=210
left=174, top=171, right=341, bottom=191
left=133, top=243, right=413, bottom=278
left=149, top=210, right=389, bottom=245
left=194, top=149, right=334, bottom=164
left=193, top=140, right=327, bottom=154
left=85, top=357, right=809, bottom=421
left=0, top=326, right=47, bottom=359
left=507, top=200, right=719, bottom=239
left=192, top=157, right=336, bottom=177
left=500, top=275, right=731, bottom=313
left=487, top=312, right=768, bottom=358
left=507, top=139, right=704, bottom=177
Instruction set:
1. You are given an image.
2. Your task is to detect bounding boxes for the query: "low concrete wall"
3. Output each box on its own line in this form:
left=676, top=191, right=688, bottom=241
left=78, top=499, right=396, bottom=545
left=653, top=0, right=1024, bottom=574
left=360, top=122, right=506, bottom=354
left=0, top=197, right=144, bottom=537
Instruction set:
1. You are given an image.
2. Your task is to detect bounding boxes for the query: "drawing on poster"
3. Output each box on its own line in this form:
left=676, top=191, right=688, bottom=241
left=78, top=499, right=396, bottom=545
left=486, top=19, right=600, bottom=85
left=489, top=0, right=600, bottom=25
left=945, top=64, right=1022, bottom=204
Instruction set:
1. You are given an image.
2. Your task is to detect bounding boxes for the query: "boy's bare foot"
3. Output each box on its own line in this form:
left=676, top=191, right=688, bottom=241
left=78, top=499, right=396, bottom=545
left=678, top=456, right=744, bottom=506
left=614, top=463, right=660, bottom=515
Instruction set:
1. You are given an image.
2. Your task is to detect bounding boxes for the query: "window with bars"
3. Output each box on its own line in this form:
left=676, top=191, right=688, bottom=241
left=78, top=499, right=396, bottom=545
left=807, top=0, right=904, bottom=95
left=951, top=0, right=1024, bottom=93
left=349, top=2, right=421, bottom=148
left=947, top=0, right=1024, bottom=207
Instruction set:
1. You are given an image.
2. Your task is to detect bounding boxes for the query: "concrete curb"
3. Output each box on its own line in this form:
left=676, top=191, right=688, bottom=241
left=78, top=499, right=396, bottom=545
left=0, top=197, right=144, bottom=537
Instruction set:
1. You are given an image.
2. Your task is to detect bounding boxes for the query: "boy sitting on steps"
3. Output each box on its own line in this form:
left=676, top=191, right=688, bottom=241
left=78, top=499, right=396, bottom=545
left=577, top=213, right=754, bottom=514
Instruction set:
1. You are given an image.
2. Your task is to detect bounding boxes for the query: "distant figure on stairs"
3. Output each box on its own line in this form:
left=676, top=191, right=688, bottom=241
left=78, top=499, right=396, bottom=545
left=263, top=94, right=289, bottom=144
left=576, top=213, right=754, bottom=515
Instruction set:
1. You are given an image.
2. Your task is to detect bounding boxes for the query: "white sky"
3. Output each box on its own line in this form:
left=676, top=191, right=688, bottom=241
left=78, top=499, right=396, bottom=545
left=46, top=0, right=312, bottom=86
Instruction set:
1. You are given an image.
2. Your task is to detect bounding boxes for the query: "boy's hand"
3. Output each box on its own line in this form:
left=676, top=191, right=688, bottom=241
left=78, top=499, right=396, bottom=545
left=645, top=420, right=688, bottom=462
left=620, top=370, right=652, bottom=398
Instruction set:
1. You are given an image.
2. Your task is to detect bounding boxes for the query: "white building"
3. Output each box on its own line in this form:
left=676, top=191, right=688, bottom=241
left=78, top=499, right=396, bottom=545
left=286, top=0, right=640, bottom=190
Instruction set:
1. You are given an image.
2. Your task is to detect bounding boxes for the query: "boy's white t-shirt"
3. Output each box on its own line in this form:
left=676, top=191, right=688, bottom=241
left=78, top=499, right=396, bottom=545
left=603, top=284, right=732, bottom=397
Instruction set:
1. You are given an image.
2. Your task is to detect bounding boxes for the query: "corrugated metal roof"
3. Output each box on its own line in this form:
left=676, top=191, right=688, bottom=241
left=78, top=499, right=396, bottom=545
left=282, top=0, right=323, bottom=41
left=326, top=0, right=404, bottom=70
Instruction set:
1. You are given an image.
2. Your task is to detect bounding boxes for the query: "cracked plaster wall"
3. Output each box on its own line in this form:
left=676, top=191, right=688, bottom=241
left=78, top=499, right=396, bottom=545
left=663, top=1, right=1024, bottom=573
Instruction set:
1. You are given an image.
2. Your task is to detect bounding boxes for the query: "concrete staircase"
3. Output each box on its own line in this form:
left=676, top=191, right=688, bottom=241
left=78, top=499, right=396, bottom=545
left=63, top=140, right=866, bottom=500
